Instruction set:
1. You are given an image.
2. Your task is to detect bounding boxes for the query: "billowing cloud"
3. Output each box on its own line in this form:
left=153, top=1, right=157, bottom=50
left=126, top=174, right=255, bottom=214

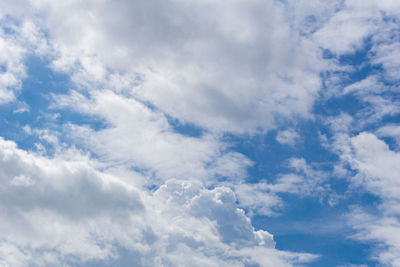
left=0, top=137, right=317, bottom=266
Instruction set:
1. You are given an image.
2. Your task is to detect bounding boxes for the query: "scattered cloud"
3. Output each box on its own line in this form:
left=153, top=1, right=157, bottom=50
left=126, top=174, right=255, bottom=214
left=0, top=0, right=399, bottom=266
left=276, top=129, right=301, bottom=146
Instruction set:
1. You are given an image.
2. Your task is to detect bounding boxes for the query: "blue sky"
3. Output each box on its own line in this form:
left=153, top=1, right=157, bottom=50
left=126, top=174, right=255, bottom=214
left=1, top=1, right=400, bottom=266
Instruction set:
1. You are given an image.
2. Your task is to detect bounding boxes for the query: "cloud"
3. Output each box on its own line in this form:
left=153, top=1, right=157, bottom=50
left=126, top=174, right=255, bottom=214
left=10, top=0, right=325, bottom=134
left=0, top=137, right=145, bottom=265
left=339, top=75, right=400, bottom=127
left=0, top=13, right=50, bottom=104
left=276, top=129, right=300, bottom=146
left=329, top=132, right=400, bottom=266
left=313, top=0, right=400, bottom=126
left=2, top=0, right=399, bottom=265
left=314, top=0, right=400, bottom=55
left=349, top=133, right=400, bottom=202
left=0, top=22, right=26, bottom=104
left=0, top=137, right=317, bottom=266
left=376, top=124, right=400, bottom=149
left=234, top=157, right=332, bottom=216
left=50, top=89, right=253, bottom=184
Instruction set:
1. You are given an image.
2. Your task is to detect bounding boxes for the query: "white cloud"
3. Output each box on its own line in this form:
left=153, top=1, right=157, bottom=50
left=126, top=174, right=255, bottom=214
left=234, top=182, right=284, bottom=217
left=276, top=129, right=300, bottom=146
left=10, top=0, right=326, bottom=134
left=340, top=75, right=400, bottom=127
left=12, top=101, right=29, bottom=113
left=312, top=0, right=400, bottom=126
left=0, top=137, right=316, bottom=266
left=50, top=89, right=252, bottom=185
left=370, top=17, right=400, bottom=83
left=10, top=174, right=34, bottom=186
left=329, top=132, right=400, bottom=266
left=376, top=124, right=400, bottom=149
left=342, top=75, right=382, bottom=95
left=314, top=7, right=378, bottom=54
left=0, top=137, right=145, bottom=265
left=0, top=23, right=26, bottom=104
left=314, top=0, right=400, bottom=55
left=349, top=133, right=400, bottom=202
left=234, top=158, right=332, bottom=216
left=0, top=16, right=49, bottom=104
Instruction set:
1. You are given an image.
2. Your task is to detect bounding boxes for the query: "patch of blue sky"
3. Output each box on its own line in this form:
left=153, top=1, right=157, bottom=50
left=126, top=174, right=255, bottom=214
left=166, top=115, right=204, bottom=138
left=1, top=55, right=108, bottom=153
left=253, top=193, right=378, bottom=266
left=329, top=38, right=400, bottom=136
left=224, top=120, right=369, bottom=265
left=225, top=117, right=337, bottom=183
left=241, top=165, right=374, bottom=264
left=84, top=249, right=143, bottom=267
left=315, top=92, right=367, bottom=119
left=322, top=37, right=381, bottom=85
left=362, top=111, right=400, bottom=132
left=224, top=131, right=294, bottom=182
left=0, top=15, right=21, bottom=35
left=378, top=131, right=400, bottom=152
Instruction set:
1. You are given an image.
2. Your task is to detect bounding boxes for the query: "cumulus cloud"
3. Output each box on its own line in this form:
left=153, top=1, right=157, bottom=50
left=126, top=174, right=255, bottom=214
left=0, top=138, right=317, bottom=266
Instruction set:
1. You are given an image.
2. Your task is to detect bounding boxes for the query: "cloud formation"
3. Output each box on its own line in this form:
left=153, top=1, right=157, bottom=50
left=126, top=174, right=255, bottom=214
left=0, top=0, right=400, bottom=266
left=0, top=137, right=317, bottom=266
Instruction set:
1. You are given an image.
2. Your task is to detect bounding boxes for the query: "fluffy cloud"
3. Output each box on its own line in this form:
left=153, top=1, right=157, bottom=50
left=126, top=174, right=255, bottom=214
left=49, top=89, right=253, bottom=184
left=0, top=137, right=145, bottom=265
left=3, top=0, right=324, bottom=134
left=0, top=138, right=316, bottom=266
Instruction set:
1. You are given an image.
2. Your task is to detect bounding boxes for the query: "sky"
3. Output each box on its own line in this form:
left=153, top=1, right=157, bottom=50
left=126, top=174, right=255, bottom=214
left=0, top=0, right=400, bottom=266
